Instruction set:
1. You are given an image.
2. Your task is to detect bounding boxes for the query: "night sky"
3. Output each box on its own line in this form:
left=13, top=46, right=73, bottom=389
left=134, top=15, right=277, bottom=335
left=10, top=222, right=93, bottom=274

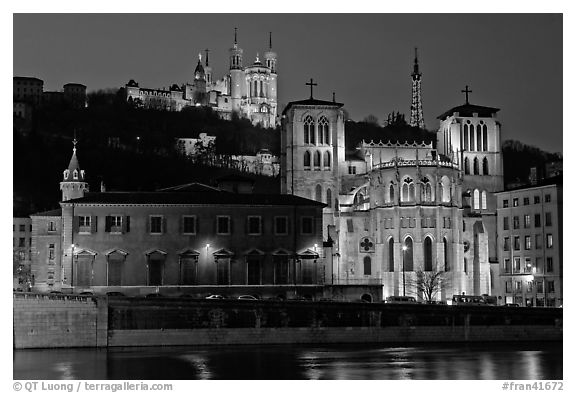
left=13, top=13, right=562, bottom=153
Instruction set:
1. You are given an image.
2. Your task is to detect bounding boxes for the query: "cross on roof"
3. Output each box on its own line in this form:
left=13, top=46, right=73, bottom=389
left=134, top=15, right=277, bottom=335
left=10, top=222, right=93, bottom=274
left=306, top=78, right=317, bottom=99
left=461, top=85, right=472, bottom=105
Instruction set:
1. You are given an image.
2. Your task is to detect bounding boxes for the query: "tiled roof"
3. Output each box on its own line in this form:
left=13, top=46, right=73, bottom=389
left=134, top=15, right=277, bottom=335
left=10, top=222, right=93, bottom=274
left=61, top=191, right=325, bottom=207
left=30, top=208, right=62, bottom=217
left=437, top=103, right=500, bottom=120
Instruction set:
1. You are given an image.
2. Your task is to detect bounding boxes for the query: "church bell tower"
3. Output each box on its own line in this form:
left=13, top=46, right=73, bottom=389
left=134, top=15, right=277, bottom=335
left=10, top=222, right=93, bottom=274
left=60, top=138, right=88, bottom=201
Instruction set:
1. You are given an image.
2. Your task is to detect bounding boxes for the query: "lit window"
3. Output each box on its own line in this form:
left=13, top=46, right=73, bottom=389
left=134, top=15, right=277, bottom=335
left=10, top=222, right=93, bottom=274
left=546, top=234, right=553, bottom=248
left=78, top=216, right=92, bottom=233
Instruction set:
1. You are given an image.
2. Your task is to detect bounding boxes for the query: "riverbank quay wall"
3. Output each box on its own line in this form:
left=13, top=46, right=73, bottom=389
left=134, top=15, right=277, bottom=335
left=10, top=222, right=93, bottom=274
left=13, top=293, right=108, bottom=349
left=14, top=294, right=562, bottom=349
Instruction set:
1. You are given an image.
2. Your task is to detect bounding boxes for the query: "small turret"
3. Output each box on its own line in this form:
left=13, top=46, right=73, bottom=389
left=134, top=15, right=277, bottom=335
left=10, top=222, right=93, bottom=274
left=60, top=137, right=89, bottom=201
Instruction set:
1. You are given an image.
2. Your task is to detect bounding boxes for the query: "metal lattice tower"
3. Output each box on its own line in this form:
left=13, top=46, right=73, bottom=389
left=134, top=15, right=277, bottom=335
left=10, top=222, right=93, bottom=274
left=410, top=48, right=425, bottom=129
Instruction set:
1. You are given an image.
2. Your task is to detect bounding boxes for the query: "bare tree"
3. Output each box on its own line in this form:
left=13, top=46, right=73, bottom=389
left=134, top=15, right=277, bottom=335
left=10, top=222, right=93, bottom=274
left=407, top=270, right=450, bottom=302
left=363, top=114, right=379, bottom=125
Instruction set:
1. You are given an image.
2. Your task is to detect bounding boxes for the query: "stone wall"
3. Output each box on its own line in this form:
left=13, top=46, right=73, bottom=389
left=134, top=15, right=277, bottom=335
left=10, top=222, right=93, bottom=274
left=13, top=293, right=107, bottom=349
left=14, top=295, right=562, bottom=349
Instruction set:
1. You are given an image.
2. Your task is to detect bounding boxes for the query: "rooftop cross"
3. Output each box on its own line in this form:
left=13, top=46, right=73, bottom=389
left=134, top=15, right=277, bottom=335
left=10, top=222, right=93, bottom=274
left=306, top=78, right=318, bottom=99
left=461, top=85, right=472, bottom=105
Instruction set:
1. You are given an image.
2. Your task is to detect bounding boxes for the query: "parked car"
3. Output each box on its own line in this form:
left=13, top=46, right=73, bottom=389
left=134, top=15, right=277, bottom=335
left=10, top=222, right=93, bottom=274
left=79, top=291, right=94, bottom=296
left=49, top=291, right=63, bottom=295
left=106, top=291, right=125, bottom=297
left=503, top=303, right=520, bottom=307
left=205, top=294, right=226, bottom=300
left=237, top=295, right=258, bottom=300
left=385, top=296, right=417, bottom=304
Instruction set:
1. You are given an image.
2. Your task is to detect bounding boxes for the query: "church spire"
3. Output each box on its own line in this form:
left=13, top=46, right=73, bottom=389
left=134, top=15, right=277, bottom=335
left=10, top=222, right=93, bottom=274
left=60, top=136, right=89, bottom=201
left=205, top=48, right=209, bottom=66
left=409, top=47, right=425, bottom=129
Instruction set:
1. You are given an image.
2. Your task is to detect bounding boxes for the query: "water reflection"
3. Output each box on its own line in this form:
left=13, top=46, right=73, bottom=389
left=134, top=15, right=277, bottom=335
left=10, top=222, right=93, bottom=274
left=14, top=342, right=562, bottom=380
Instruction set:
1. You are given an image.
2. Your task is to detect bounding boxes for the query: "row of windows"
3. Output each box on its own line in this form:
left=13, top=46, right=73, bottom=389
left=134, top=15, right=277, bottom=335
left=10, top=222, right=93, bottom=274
left=503, top=234, right=553, bottom=251
left=504, top=279, right=555, bottom=294
left=463, top=121, right=488, bottom=152
left=13, top=224, right=32, bottom=232
left=75, top=215, right=316, bottom=236
left=464, top=156, right=489, bottom=175
left=75, top=253, right=318, bottom=287
left=386, top=237, right=451, bottom=272
left=502, top=212, right=553, bottom=230
left=502, top=194, right=552, bottom=208
left=395, top=217, right=452, bottom=229
left=386, top=176, right=452, bottom=204
left=303, top=115, right=331, bottom=145
left=303, top=150, right=331, bottom=170
left=503, top=256, right=554, bottom=275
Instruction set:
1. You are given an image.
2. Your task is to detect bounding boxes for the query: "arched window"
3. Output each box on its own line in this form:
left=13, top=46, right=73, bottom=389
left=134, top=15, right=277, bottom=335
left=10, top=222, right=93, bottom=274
left=303, top=150, right=311, bottom=168
left=441, top=176, right=451, bottom=203
left=470, top=124, right=475, bottom=151
left=476, top=124, right=482, bottom=153
left=424, top=237, right=433, bottom=271
left=318, top=116, right=329, bottom=145
left=313, top=150, right=321, bottom=169
left=315, top=184, right=322, bottom=202
left=304, top=116, right=314, bottom=144
left=323, top=151, right=331, bottom=169
left=326, top=188, right=332, bottom=208
left=464, top=123, right=469, bottom=151
left=443, top=238, right=450, bottom=271
left=473, top=189, right=480, bottom=209
left=363, top=256, right=372, bottom=275
left=389, top=184, right=395, bottom=203
left=464, top=157, right=470, bottom=175
left=421, top=179, right=433, bottom=202
left=473, top=157, right=479, bottom=175
left=388, top=238, right=395, bottom=272
left=73, top=170, right=79, bottom=180
left=401, top=178, right=415, bottom=202
left=483, top=157, right=489, bottom=175
left=464, top=257, right=468, bottom=274
left=482, top=124, right=488, bottom=151
left=403, top=237, right=413, bottom=271
left=481, top=190, right=487, bottom=210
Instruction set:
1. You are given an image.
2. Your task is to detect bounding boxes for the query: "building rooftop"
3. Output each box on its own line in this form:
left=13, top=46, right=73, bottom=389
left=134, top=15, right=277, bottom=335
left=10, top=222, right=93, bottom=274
left=30, top=208, right=62, bottom=217
left=437, top=103, right=500, bottom=120
left=282, top=98, right=344, bottom=115
left=495, top=175, right=563, bottom=194
left=61, top=191, right=325, bottom=207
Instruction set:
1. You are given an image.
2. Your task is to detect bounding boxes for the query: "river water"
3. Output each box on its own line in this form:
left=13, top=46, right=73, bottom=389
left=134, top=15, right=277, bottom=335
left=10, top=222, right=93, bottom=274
left=14, top=342, right=562, bottom=380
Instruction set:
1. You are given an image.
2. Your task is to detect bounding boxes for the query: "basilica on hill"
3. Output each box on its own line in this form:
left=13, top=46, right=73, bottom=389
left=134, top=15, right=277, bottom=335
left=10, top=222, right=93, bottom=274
left=124, top=29, right=278, bottom=128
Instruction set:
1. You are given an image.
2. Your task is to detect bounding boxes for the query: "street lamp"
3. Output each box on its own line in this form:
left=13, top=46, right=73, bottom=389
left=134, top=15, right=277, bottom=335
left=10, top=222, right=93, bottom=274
left=402, top=245, right=408, bottom=296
